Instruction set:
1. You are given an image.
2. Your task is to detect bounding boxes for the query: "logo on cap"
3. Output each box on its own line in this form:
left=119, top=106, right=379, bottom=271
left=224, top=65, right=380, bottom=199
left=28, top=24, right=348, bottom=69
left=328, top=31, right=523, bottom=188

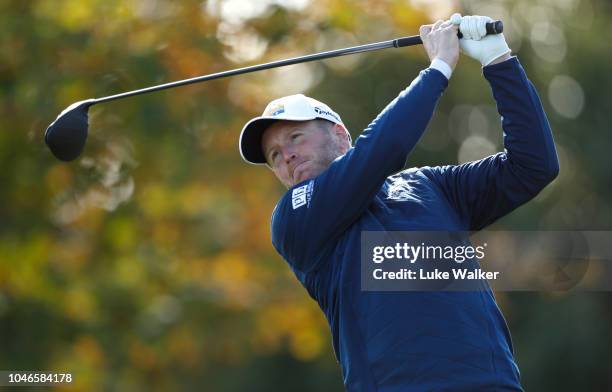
left=314, top=106, right=340, bottom=122
left=264, top=103, right=285, bottom=117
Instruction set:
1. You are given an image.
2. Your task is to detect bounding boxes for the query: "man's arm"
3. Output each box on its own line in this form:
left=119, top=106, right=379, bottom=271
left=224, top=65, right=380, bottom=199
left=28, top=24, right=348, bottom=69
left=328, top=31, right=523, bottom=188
left=423, top=56, right=559, bottom=230
left=273, top=21, right=459, bottom=273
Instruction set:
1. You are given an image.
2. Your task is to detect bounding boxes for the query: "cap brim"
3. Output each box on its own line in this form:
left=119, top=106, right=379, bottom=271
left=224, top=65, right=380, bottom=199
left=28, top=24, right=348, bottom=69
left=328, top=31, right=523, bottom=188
left=239, top=115, right=316, bottom=165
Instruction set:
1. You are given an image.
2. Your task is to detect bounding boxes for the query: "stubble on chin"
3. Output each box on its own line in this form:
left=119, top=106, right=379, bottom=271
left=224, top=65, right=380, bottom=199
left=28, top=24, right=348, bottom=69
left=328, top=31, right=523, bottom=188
left=282, top=138, right=343, bottom=188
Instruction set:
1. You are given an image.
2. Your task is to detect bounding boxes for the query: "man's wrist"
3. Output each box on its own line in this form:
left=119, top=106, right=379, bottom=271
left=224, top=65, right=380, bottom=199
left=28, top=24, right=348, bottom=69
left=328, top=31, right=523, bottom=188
left=485, top=52, right=512, bottom=67
left=429, top=58, right=453, bottom=80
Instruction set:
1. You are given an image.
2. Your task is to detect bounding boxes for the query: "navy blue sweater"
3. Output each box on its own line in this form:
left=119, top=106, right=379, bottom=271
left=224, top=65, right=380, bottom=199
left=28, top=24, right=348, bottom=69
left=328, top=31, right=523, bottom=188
left=271, top=57, right=559, bottom=391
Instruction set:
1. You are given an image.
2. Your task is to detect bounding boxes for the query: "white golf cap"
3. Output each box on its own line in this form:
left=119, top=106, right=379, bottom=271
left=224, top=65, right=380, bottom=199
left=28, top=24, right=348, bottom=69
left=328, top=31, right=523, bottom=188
left=239, top=94, right=345, bottom=164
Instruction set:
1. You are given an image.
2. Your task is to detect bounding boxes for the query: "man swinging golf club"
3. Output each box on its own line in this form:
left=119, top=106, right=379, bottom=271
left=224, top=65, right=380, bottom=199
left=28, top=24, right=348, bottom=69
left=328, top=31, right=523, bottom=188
left=239, top=14, right=559, bottom=391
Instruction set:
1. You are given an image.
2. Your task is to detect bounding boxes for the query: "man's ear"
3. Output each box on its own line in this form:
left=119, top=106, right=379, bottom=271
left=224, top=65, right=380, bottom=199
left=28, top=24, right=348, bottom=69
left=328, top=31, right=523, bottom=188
left=332, top=124, right=352, bottom=149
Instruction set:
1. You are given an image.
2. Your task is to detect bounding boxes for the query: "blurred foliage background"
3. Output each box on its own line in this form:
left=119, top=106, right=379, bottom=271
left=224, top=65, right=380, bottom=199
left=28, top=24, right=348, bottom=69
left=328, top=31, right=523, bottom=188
left=1, top=0, right=611, bottom=390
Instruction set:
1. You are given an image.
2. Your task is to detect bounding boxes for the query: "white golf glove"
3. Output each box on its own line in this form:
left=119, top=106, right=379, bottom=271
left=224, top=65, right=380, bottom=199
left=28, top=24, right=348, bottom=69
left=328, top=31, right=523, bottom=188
left=451, top=14, right=511, bottom=66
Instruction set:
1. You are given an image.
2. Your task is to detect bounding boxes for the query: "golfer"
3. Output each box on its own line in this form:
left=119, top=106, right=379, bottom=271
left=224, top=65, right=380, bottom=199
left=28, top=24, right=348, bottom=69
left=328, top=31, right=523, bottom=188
left=239, top=15, right=558, bottom=391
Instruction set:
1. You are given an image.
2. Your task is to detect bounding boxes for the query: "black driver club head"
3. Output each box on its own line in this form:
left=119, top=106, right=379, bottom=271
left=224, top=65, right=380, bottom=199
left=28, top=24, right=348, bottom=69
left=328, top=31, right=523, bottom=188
left=44, top=99, right=96, bottom=161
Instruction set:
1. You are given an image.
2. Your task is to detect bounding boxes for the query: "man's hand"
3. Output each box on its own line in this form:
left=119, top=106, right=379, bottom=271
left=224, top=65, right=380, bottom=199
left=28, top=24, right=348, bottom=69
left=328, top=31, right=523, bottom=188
left=454, top=14, right=512, bottom=66
left=420, top=19, right=460, bottom=71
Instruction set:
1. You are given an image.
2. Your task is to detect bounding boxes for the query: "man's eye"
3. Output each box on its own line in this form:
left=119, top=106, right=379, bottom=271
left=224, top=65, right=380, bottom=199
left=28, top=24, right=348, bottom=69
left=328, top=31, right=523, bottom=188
left=291, top=133, right=301, bottom=140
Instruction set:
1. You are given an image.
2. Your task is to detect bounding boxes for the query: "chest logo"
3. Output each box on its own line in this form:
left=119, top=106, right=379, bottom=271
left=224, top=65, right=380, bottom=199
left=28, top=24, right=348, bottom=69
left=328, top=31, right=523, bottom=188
left=292, top=180, right=314, bottom=210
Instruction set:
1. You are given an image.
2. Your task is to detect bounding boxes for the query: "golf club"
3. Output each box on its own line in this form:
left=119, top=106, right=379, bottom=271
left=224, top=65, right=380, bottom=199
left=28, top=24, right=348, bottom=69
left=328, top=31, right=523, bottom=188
left=44, top=20, right=503, bottom=162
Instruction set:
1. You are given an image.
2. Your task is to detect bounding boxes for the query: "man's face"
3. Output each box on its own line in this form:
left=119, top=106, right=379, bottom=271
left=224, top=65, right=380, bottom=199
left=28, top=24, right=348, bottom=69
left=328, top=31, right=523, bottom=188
left=261, top=119, right=349, bottom=188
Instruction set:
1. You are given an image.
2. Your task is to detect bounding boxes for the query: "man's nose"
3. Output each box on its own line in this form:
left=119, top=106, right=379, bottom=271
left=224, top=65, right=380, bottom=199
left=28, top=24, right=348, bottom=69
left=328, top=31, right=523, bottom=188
left=282, top=147, right=298, bottom=163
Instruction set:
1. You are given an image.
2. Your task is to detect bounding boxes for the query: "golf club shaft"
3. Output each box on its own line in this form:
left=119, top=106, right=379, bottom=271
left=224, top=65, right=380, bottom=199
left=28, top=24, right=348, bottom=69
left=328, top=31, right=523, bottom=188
left=93, top=21, right=502, bottom=105
left=93, top=38, right=413, bottom=105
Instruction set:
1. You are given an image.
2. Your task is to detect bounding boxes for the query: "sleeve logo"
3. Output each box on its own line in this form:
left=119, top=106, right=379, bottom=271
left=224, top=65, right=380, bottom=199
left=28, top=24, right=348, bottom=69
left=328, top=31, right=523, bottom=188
left=291, top=180, right=314, bottom=210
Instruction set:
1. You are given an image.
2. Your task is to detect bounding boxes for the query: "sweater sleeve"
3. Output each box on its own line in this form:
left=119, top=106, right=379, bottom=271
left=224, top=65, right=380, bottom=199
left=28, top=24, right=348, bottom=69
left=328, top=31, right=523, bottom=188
left=272, top=68, right=449, bottom=273
left=422, top=56, right=559, bottom=231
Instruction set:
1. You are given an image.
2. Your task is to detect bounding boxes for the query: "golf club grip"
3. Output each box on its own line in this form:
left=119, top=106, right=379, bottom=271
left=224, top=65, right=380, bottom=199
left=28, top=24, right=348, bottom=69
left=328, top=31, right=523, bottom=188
left=394, top=20, right=503, bottom=47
